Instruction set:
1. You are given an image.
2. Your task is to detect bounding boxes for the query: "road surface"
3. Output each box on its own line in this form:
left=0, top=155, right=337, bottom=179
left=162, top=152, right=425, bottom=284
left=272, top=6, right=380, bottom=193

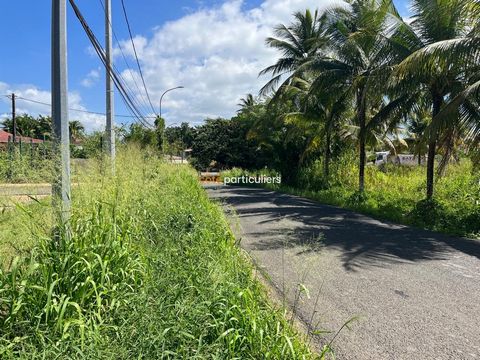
left=0, top=183, right=51, bottom=209
left=206, top=185, right=480, bottom=360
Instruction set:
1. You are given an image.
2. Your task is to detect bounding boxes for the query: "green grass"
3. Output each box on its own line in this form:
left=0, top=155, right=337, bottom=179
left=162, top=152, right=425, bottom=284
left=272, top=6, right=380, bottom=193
left=0, top=149, right=54, bottom=184
left=0, top=147, right=320, bottom=359
left=222, top=156, right=480, bottom=238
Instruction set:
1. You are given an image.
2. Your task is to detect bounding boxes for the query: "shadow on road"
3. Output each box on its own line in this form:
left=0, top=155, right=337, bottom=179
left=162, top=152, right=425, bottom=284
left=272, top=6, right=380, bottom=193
left=209, top=186, right=480, bottom=271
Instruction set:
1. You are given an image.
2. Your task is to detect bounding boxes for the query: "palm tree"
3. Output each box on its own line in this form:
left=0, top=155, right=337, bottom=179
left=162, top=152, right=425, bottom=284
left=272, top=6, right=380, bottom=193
left=237, top=94, right=256, bottom=110
left=302, top=0, right=404, bottom=192
left=407, top=109, right=429, bottom=165
left=281, top=75, right=351, bottom=182
left=69, top=120, right=85, bottom=142
left=390, top=0, right=479, bottom=199
left=259, top=9, right=324, bottom=97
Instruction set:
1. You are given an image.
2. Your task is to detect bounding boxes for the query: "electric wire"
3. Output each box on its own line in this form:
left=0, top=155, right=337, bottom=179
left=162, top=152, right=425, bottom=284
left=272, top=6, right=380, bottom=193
left=120, top=0, right=157, bottom=116
left=68, top=0, right=153, bottom=128
left=1, top=95, right=156, bottom=119
left=98, top=0, right=152, bottom=115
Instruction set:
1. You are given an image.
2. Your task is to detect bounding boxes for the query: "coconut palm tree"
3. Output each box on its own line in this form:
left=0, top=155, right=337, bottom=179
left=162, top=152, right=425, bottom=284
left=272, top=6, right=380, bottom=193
left=237, top=94, right=256, bottom=110
left=69, top=120, right=85, bottom=142
left=301, top=0, right=404, bottom=192
left=259, top=9, right=324, bottom=97
left=390, top=0, right=479, bottom=199
left=279, top=74, right=351, bottom=182
left=407, top=108, right=429, bottom=165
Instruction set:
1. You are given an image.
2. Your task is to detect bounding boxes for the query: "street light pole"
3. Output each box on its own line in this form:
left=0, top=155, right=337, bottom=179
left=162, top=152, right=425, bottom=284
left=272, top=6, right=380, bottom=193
left=159, top=86, right=184, bottom=120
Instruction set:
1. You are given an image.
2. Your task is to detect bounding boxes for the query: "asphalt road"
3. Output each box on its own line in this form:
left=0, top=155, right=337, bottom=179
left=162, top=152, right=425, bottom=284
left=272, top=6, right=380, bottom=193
left=206, top=185, right=480, bottom=360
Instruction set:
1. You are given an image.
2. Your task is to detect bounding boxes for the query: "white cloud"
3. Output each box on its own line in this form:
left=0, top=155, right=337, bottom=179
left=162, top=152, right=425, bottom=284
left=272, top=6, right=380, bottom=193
left=0, top=81, right=104, bottom=132
left=114, top=0, right=339, bottom=125
left=81, top=69, right=101, bottom=88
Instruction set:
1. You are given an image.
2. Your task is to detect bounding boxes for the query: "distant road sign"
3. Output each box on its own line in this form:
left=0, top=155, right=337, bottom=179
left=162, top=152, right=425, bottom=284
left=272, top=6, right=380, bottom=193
left=199, top=172, right=221, bottom=183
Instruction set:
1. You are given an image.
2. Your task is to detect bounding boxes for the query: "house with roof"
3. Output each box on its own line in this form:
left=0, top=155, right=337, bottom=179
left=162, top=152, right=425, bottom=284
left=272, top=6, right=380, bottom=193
left=0, top=129, right=44, bottom=149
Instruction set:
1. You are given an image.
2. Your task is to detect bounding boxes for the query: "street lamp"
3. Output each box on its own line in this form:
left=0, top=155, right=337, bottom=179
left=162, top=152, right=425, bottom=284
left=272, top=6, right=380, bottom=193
left=159, top=86, right=184, bottom=120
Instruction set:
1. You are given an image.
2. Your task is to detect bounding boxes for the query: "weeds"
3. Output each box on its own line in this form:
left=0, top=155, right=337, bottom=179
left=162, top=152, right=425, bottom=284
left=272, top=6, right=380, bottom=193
left=0, top=146, right=318, bottom=359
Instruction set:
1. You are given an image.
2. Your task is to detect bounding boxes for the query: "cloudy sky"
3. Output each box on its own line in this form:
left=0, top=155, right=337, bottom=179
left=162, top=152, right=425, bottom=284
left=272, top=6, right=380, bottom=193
left=0, top=0, right=409, bottom=132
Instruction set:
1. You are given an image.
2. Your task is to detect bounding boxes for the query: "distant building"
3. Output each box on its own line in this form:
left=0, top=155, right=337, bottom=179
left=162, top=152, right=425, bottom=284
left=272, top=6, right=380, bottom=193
left=0, top=129, right=44, bottom=149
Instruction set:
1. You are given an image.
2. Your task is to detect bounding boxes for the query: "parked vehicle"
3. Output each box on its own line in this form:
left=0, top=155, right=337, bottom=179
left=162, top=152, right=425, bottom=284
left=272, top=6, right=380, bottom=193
left=375, top=151, right=425, bottom=166
left=375, top=151, right=390, bottom=166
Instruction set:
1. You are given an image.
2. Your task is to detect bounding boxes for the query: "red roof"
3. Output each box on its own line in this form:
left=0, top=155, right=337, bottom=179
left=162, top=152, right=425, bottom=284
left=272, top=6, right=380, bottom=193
left=0, top=129, right=44, bottom=143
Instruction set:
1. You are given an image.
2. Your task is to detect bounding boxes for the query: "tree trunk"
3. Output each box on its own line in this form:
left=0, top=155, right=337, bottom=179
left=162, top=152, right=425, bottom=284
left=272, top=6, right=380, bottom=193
left=426, top=139, right=436, bottom=199
left=324, top=122, right=331, bottom=183
left=357, top=89, right=367, bottom=193
left=359, top=130, right=366, bottom=192
left=417, top=143, right=422, bottom=166
left=426, top=94, right=442, bottom=200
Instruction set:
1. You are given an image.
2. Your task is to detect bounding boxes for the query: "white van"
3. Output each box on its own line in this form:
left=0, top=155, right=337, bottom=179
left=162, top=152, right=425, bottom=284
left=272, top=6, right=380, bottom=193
left=375, top=151, right=390, bottom=166
left=375, top=151, right=425, bottom=166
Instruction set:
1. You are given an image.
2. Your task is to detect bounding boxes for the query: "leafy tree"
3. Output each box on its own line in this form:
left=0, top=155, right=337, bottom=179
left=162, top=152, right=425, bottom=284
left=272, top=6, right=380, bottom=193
left=154, top=116, right=166, bottom=152
left=164, top=122, right=195, bottom=150
left=237, top=94, right=256, bottom=112
left=123, top=123, right=157, bottom=148
left=82, top=131, right=104, bottom=158
left=2, top=114, right=50, bottom=139
left=259, top=9, right=324, bottom=97
left=190, top=118, right=263, bottom=171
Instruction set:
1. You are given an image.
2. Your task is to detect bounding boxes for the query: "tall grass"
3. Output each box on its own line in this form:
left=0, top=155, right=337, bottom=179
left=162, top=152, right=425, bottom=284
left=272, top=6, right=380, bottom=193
left=0, top=148, right=54, bottom=184
left=0, top=147, right=318, bottom=359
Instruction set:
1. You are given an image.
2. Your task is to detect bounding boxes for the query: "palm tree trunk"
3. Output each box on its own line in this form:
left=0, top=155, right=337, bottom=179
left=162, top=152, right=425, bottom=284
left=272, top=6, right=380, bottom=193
left=357, top=89, right=367, bottom=193
left=426, top=94, right=442, bottom=199
left=324, top=122, right=331, bottom=183
left=426, top=140, right=436, bottom=199
left=359, top=129, right=366, bottom=192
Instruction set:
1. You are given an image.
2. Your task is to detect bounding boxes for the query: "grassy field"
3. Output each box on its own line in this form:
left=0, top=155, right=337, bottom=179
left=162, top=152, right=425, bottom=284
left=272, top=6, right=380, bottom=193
left=223, top=157, right=480, bottom=238
left=0, top=150, right=53, bottom=184
left=0, top=148, right=322, bottom=359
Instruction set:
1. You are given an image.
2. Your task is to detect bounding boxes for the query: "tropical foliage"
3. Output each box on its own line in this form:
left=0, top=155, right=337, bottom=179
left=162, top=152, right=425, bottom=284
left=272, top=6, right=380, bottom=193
left=252, top=0, right=480, bottom=199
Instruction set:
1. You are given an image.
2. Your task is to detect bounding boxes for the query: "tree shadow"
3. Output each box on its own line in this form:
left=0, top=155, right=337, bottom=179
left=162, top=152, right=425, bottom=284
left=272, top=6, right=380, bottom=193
left=207, top=186, right=480, bottom=271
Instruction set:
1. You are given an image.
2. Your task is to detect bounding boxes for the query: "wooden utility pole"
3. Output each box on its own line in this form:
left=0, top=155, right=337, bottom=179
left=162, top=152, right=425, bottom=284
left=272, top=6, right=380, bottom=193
left=11, top=93, right=16, bottom=143
left=52, top=0, right=71, bottom=223
left=105, top=0, right=115, bottom=166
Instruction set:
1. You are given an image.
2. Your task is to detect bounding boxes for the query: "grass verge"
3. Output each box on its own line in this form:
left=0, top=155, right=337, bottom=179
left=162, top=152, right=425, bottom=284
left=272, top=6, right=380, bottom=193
left=0, top=147, right=320, bottom=359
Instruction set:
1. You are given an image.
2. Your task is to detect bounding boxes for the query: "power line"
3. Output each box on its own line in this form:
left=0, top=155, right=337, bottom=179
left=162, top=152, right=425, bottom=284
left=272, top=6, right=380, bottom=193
left=98, top=0, right=152, bottom=116
left=2, top=94, right=156, bottom=119
left=120, top=0, right=157, bottom=116
left=68, top=0, right=154, bottom=128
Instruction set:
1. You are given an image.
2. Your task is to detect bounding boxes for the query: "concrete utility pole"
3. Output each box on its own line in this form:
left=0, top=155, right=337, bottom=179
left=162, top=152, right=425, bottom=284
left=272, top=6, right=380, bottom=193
left=52, top=0, right=71, bottom=223
left=105, top=0, right=115, bottom=165
left=11, top=93, right=16, bottom=143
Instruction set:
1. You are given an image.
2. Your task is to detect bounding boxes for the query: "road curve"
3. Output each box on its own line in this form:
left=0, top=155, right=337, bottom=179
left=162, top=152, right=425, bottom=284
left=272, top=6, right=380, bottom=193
left=206, top=185, right=480, bottom=360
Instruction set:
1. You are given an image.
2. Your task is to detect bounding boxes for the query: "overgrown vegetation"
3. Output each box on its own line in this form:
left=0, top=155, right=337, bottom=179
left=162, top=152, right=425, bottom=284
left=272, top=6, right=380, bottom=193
left=0, top=147, right=319, bottom=359
left=0, top=149, right=53, bottom=183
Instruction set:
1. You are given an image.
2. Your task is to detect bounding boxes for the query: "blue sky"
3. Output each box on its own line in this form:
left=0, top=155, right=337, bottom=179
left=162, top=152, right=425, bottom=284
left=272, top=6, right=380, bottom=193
left=0, top=0, right=410, bottom=131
